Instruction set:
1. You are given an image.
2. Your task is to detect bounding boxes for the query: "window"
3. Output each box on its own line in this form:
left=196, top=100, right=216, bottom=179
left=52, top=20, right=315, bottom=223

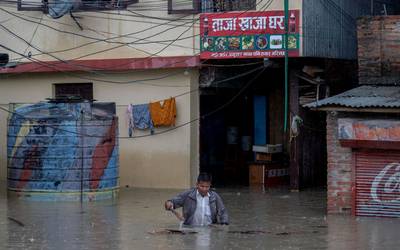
left=54, top=83, right=93, bottom=101
left=201, top=0, right=256, bottom=13
left=168, top=0, right=200, bottom=14
left=168, top=0, right=255, bottom=14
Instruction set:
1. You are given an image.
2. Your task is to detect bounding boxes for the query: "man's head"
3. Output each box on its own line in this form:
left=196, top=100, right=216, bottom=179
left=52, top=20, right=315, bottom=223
left=196, top=172, right=212, bottom=196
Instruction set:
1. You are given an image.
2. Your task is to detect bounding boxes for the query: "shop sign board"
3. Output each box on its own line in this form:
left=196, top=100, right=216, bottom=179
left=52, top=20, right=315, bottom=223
left=200, top=10, right=300, bottom=59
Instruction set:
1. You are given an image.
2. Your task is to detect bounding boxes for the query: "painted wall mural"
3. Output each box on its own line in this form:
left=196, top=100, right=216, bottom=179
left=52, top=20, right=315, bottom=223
left=7, top=102, right=119, bottom=195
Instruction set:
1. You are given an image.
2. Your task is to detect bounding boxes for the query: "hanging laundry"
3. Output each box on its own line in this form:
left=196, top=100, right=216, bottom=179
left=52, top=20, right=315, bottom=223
left=149, top=97, right=177, bottom=127
left=127, top=104, right=154, bottom=137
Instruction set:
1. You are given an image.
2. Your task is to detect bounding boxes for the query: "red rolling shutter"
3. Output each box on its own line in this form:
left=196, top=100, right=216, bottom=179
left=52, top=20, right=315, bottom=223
left=355, top=151, right=400, bottom=217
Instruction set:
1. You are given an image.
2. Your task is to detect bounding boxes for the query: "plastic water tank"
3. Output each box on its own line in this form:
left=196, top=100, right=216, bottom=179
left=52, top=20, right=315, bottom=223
left=7, top=101, right=119, bottom=201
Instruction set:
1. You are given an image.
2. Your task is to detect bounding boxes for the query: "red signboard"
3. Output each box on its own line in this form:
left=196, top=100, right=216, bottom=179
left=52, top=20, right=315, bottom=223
left=200, top=10, right=300, bottom=59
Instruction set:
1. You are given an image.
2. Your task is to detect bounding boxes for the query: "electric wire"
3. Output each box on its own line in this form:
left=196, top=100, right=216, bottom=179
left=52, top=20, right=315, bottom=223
left=0, top=0, right=270, bottom=56
left=0, top=20, right=195, bottom=77
left=0, top=66, right=266, bottom=139
left=0, top=0, right=275, bottom=85
left=0, top=0, right=273, bottom=76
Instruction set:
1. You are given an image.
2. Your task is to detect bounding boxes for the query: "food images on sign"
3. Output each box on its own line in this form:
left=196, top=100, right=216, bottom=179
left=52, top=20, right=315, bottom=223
left=228, top=37, right=240, bottom=50
left=242, top=36, right=254, bottom=50
left=202, top=37, right=214, bottom=51
left=215, top=37, right=227, bottom=51
left=269, top=35, right=283, bottom=49
left=287, top=35, right=297, bottom=49
left=256, top=35, right=268, bottom=49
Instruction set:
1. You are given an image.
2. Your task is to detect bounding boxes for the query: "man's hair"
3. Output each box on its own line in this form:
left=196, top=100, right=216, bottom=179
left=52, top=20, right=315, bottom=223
left=197, top=172, right=212, bottom=183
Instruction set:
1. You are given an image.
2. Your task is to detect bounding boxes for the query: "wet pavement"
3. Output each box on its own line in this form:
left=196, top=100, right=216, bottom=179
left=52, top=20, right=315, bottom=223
left=1, top=184, right=400, bottom=249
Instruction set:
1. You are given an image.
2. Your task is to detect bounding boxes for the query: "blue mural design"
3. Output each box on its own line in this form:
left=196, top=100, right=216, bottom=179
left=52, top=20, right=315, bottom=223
left=7, top=102, right=119, bottom=200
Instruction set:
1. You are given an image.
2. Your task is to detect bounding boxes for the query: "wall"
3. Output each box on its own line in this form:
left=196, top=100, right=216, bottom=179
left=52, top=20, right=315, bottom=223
left=326, top=111, right=352, bottom=214
left=358, top=15, right=400, bottom=85
left=0, top=68, right=199, bottom=189
left=302, top=0, right=399, bottom=59
left=0, top=1, right=198, bottom=62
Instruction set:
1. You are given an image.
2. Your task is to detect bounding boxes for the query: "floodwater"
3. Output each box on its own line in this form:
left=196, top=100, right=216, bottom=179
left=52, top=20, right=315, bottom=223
left=1, top=184, right=400, bottom=250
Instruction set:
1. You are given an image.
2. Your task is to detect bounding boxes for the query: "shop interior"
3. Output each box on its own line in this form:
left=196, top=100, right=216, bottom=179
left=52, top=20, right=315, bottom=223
left=199, top=61, right=286, bottom=186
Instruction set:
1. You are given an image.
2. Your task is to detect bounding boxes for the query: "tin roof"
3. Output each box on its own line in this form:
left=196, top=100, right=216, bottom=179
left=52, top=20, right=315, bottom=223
left=304, top=85, right=400, bottom=109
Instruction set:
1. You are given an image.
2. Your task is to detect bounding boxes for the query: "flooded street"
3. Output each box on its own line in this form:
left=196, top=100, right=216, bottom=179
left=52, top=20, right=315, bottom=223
left=1, top=184, right=400, bottom=249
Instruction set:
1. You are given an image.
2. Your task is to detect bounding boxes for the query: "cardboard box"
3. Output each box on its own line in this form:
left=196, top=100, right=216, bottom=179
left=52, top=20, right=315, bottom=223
left=249, top=164, right=265, bottom=185
left=255, top=153, right=272, bottom=162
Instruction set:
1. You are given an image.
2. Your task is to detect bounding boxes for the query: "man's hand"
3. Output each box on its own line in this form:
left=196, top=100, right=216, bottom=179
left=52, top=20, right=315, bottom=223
left=164, top=201, right=174, bottom=210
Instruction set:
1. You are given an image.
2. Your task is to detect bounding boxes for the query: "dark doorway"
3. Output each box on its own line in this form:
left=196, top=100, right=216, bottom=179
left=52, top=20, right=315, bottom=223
left=199, top=64, right=285, bottom=186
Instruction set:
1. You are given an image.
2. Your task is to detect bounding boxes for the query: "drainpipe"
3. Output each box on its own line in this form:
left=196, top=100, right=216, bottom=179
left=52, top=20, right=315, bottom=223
left=284, top=0, right=289, bottom=132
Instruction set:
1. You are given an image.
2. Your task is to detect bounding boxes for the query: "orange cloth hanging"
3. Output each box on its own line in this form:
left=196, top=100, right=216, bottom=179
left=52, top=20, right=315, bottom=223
left=149, top=97, right=176, bottom=127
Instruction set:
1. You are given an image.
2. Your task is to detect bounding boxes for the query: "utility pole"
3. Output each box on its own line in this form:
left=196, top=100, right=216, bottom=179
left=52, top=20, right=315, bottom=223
left=284, top=0, right=289, bottom=133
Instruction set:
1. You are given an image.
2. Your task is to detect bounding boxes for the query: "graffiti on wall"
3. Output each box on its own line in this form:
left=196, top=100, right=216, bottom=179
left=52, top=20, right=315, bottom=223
left=338, top=118, right=400, bottom=141
left=371, top=163, right=400, bottom=203
left=7, top=102, right=119, bottom=192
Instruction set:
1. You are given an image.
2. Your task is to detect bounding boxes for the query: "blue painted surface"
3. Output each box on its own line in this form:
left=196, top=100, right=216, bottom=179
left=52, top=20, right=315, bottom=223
left=7, top=102, right=119, bottom=200
left=253, top=96, right=268, bottom=145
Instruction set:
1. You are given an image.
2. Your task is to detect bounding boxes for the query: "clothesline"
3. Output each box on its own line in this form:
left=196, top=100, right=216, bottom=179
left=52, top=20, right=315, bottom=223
left=127, top=97, right=177, bottom=137
left=117, top=89, right=196, bottom=107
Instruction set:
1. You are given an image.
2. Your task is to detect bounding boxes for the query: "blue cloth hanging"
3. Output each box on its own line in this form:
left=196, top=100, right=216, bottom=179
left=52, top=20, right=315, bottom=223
left=128, top=104, right=154, bottom=136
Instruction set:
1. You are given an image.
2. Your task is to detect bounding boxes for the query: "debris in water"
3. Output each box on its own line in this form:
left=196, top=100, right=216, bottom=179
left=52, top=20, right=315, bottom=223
left=7, top=217, right=24, bottom=227
left=276, top=232, right=290, bottom=236
left=313, top=225, right=327, bottom=228
left=228, top=230, right=267, bottom=235
left=148, top=229, right=198, bottom=235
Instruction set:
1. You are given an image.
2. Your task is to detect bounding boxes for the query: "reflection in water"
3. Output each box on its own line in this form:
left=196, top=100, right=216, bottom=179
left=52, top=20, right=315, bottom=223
left=6, top=197, right=120, bottom=250
left=1, top=186, right=400, bottom=249
left=195, top=228, right=211, bottom=250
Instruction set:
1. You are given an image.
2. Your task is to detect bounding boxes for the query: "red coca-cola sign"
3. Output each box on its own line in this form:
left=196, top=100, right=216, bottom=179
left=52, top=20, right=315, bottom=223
left=370, top=163, right=400, bottom=203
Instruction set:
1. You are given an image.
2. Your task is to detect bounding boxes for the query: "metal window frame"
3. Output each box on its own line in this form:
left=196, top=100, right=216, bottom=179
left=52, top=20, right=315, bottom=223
left=168, top=0, right=200, bottom=14
left=54, top=82, right=94, bottom=101
left=17, top=0, right=46, bottom=11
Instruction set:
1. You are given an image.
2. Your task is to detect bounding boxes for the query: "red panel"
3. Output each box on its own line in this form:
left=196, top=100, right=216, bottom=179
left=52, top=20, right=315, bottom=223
left=355, top=151, right=400, bottom=217
left=200, top=11, right=300, bottom=36
left=0, top=56, right=199, bottom=74
left=340, top=139, right=400, bottom=150
left=199, top=10, right=300, bottom=59
left=90, top=118, right=117, bottom=190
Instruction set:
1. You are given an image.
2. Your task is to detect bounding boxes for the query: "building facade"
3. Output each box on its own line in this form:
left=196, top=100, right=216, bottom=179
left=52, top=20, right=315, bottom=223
left=306, top=15, right=400, bottom=217
left=1, top=0, right=397, bottom=191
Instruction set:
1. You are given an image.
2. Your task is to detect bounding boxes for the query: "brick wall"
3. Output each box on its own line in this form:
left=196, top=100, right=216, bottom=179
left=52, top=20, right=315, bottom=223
left=326, top=112, right=353, bottom=214
left=358, top=16, right=400, bottom=85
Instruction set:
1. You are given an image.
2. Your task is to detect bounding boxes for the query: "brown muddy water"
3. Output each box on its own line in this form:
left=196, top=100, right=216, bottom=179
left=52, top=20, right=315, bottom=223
left=1, top=185, right=400, bottom=250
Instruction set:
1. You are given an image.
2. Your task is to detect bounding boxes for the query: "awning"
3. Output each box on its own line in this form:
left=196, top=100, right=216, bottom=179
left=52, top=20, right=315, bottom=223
left=304, top=85, right=400, bottom=110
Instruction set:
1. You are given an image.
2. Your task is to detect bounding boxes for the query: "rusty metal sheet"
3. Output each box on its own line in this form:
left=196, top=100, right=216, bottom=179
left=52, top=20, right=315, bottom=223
left=304, top=85, right=400, bottom=109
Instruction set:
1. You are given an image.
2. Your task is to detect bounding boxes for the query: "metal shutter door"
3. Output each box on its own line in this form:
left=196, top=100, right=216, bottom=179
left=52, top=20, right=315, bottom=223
left=355, top=151, right=400, bottom=217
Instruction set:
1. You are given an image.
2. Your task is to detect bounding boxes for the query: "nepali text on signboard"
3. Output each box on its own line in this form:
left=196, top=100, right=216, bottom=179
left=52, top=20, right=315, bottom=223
left=200, top=10, right=300, bottom=59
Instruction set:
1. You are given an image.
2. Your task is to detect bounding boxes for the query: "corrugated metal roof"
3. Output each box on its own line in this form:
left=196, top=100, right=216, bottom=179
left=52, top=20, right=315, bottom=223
left=304, top=85, right=400, bottom=109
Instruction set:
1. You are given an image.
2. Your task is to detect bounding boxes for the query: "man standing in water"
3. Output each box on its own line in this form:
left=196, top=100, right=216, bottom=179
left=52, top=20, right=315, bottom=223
left=164, top=173, right=229, bottom=226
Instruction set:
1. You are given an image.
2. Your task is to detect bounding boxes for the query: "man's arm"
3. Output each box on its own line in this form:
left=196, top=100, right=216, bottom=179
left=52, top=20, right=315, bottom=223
left=214, top=193, right=229, bottom=224
left=165, top=189, right=191, bottom=210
